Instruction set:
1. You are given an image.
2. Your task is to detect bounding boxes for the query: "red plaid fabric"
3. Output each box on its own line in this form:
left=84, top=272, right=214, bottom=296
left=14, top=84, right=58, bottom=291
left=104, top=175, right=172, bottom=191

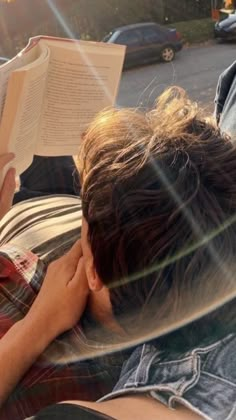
left=0, top=244, right=125, bottom=420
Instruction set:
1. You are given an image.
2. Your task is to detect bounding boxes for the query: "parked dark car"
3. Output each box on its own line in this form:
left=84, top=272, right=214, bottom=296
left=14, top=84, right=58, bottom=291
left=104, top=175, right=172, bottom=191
left=215, top=14, right=236, bottom=40
left=103, top=22, right=183, bottom=68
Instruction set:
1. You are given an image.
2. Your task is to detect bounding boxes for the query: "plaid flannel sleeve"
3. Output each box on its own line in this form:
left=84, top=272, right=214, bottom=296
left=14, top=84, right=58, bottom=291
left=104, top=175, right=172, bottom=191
left=0, top=245, right=123, bottom=420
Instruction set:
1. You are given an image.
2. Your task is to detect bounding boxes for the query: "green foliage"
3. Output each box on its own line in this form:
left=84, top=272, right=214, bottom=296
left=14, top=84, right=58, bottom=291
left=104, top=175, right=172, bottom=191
left=164, top=0, right=211, bottom=23
left=170, top=18, right=215, bottom=44
left=63, top=0, right=212, bottom=41
left=66, top=0, right=165, bottom=40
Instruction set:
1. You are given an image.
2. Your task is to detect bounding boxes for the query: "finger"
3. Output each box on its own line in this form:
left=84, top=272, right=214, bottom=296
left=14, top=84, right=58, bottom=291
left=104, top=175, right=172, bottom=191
left=49, top=240, right=83, bottom=278
left=64, top=239, right=83, bottom=262
left=0, top=153, right=15, bottom=170
left=62, top=241, right=83, bottom=274
left=1, top=168, right=16, bottom=198
left=69, top=256, right=89, bottom=293
left=69, top=257, right=89, bottom=316
left=0, top=168, right=16, bottom=218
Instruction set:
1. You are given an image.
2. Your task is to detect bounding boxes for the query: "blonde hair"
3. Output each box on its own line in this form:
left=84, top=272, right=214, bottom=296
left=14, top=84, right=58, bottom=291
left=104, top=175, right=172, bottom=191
left=78, top=87, right=215, bottom=188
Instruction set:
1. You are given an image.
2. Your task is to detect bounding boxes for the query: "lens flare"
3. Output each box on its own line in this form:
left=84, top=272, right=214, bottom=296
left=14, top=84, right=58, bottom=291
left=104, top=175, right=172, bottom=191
left=46, top=0, right=115, bottom=104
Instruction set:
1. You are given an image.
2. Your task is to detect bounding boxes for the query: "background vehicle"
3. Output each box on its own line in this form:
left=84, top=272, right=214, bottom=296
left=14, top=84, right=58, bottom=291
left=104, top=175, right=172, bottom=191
left=103, top=22, right=182, bottom=68
left=215, top=13, right=236, bottom=39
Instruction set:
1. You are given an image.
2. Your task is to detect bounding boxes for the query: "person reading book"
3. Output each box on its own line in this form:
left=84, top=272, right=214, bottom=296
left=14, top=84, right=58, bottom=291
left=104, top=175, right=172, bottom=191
left=0, top=85, right=235, bottom=420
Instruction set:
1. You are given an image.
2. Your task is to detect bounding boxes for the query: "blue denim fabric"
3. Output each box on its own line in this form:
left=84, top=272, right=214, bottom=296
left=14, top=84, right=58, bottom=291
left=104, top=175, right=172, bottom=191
left=100, top=334, right=236, bottom=420
left=214, top=60, right=236, bottom=137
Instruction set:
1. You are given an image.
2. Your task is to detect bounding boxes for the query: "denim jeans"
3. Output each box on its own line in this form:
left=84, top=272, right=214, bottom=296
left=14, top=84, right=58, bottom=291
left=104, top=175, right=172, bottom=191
left=100, top=334, right=236, bottom=420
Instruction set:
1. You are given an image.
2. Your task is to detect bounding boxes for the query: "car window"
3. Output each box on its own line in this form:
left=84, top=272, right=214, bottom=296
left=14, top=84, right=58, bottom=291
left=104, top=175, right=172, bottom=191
left=102, top=31, right=114, bottom=42
left=141, top=26, right=164, bottom=43
left=116, top=30, right=142, bottom=46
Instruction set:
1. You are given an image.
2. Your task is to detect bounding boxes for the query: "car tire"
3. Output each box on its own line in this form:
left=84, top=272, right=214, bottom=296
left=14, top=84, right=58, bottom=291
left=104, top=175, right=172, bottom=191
left=161, top=46, right=175, bottom=62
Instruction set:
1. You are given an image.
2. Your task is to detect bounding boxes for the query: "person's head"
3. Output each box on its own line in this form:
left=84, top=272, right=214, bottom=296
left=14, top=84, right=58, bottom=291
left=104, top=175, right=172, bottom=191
left=77, top=87, right=236, bottom=351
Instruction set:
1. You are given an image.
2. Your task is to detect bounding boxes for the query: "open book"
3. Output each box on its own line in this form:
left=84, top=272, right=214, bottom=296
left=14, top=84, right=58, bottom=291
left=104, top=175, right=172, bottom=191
left=0, top=36, right=125, bottom=177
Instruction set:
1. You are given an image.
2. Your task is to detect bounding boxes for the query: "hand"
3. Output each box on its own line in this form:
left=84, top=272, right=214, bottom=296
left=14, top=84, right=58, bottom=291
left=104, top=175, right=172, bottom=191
left=0, top=153, right=16, bottom=220
left=26, top=240, right=89, bottom=340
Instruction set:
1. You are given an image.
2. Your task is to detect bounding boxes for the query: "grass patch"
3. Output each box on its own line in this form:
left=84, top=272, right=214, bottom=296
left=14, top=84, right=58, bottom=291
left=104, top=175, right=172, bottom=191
left=170, top=18, right=215, bottom=45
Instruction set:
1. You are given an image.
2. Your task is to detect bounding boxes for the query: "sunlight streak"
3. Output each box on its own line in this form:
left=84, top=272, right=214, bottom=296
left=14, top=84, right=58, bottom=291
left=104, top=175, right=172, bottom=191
left=46, top=0, right=116, bottom=105
left=46, top=0, right=75, bottom=39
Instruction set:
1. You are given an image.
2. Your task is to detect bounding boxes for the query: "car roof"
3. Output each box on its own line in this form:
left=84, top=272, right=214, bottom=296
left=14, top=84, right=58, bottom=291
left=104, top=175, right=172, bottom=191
left=112, top=22, right=161, bottom=32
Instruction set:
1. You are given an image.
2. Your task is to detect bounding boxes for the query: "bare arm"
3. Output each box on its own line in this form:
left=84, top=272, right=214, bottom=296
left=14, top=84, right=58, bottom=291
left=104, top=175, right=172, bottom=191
left=0, top=240, right=89, bottom=407
left=0, top=314, right=55, bottom=405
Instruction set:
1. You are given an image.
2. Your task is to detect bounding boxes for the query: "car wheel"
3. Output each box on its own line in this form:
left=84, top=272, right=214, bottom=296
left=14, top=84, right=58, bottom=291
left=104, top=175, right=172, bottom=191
left=161, top=46, right=175, bottom=62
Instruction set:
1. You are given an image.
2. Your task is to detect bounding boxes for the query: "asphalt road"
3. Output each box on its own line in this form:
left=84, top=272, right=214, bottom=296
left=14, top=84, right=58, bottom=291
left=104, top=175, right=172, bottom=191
left=117, top=42, right=235, bottom=111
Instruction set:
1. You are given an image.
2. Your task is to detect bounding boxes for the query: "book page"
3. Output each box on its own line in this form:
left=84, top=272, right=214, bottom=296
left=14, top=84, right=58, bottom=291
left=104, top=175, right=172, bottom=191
left=0, top=45, right=41, bottom=123
left=0, top=44, right=50, bottom=176
left=35, top=40, right=125, bottom=156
